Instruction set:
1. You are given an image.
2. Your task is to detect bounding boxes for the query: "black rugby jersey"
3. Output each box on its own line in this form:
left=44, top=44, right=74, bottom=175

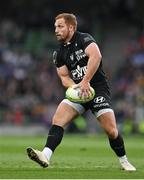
left=53, top=31, right=108, bottom=87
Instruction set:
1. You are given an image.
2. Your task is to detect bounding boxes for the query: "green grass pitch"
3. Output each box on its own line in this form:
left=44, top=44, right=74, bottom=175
left=0, top=134, right=144, bottom=179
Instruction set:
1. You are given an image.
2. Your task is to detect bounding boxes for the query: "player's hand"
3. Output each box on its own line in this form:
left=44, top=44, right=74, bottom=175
left=78, top=80, right=92, bottom=99
left=71, top=82, right=92, bottom=100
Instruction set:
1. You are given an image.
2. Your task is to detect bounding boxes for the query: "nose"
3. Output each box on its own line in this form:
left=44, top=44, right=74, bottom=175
left=55, top=27, right=58, bottom=33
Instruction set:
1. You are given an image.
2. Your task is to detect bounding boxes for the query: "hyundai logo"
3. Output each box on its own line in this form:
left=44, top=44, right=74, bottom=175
left=94, top=96, right=105, bottom=103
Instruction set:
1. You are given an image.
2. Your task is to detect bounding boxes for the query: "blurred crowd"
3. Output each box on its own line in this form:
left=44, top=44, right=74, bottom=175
left=0, top=20, right=64, bottom=126
left=113, top=33, right=144, bottom=133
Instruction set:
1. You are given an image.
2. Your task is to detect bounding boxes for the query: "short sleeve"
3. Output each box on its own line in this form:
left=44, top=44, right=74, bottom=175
left=80, top=33, right=96, bottom=50
left=53, top=50, right=65, bottom=68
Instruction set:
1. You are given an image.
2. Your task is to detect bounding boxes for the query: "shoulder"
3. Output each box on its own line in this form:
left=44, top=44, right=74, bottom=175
left=53, top=48, right=61, bottom=65
left=53, top=44, right=63, bottom=59
left=76, top=31, right=96, bottom=49
left=77, top=31, right=96, bottom=42
left=53, top=45, right=66, bottom=67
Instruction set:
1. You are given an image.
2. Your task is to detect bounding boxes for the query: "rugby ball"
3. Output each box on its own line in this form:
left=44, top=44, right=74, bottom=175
left=65, top=86, right=95, bottom=103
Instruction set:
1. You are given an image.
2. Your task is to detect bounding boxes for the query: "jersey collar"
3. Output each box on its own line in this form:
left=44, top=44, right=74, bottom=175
left=63, top=32, right=77, bottom=47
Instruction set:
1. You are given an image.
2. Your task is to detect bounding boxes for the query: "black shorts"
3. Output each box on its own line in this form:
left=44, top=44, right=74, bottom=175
left=81, top=84, right=113, bottom=114
left=62, top=83, right=113, bottom=118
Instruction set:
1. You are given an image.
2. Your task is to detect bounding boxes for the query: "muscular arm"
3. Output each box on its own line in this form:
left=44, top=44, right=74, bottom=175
left=78, top=42, right=102, bottom=97
left=83, top=42, right=102, bottom=83
left=57, top=65, right=75, bottom=88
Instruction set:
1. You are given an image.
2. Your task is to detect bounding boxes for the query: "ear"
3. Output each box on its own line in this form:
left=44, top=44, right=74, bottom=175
left=69, top=25, right=74, bottom=32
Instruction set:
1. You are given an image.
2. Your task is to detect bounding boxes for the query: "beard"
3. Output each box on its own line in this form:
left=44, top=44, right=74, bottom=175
left=56, top=31, right=70, bottom=43
left=56, top=35, right=64, bottom=42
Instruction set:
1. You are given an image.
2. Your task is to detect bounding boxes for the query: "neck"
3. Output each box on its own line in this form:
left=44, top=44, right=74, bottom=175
left=64, top=31, right=75, bottom=43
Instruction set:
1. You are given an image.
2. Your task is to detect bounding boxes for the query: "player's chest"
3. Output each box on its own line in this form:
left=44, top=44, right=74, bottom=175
left=63, top=44, right=87, bottom=69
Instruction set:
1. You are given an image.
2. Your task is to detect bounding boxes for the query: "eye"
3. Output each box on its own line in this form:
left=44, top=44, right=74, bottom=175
left=58, top=25, right=64, bottom=28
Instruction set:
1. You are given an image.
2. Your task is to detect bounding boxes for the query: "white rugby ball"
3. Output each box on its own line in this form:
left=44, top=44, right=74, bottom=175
left=65, top=86, right=95, bottom=103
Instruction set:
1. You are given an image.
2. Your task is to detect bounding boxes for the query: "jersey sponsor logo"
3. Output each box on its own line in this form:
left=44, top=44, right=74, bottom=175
left=93, top=103, right=109, bottom=108
left=75, top=49, right=86, bottom=61
left=93, top=96, right=109, bottom=108
left=69, top=49, right=87, bottom=68
left=71, top=65, right=87, bottom=80
left=94, top=96, right=105, bottom=103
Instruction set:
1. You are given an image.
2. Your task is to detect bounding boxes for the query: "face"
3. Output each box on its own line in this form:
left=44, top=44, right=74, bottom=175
left=54, top=18, right=73, bottom=43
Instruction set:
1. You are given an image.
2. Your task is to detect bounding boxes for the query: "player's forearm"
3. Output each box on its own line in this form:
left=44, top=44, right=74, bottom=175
left=83, top=56, right=101, bottom=82
left=61, top=77, right=75, bottom=88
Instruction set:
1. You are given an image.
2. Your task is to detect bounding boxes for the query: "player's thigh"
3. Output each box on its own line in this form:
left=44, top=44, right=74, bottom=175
left=52, top=101, right=79, bottom=127
left=97, top=111, right=118, bottom=138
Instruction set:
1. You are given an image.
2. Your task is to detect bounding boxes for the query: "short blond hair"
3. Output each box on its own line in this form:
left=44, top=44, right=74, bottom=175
left=55, top=13, right=77, bottom=31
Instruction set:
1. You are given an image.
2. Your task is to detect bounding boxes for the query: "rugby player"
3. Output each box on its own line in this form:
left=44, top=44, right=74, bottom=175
left=26, top=13, right=136, bottom=171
